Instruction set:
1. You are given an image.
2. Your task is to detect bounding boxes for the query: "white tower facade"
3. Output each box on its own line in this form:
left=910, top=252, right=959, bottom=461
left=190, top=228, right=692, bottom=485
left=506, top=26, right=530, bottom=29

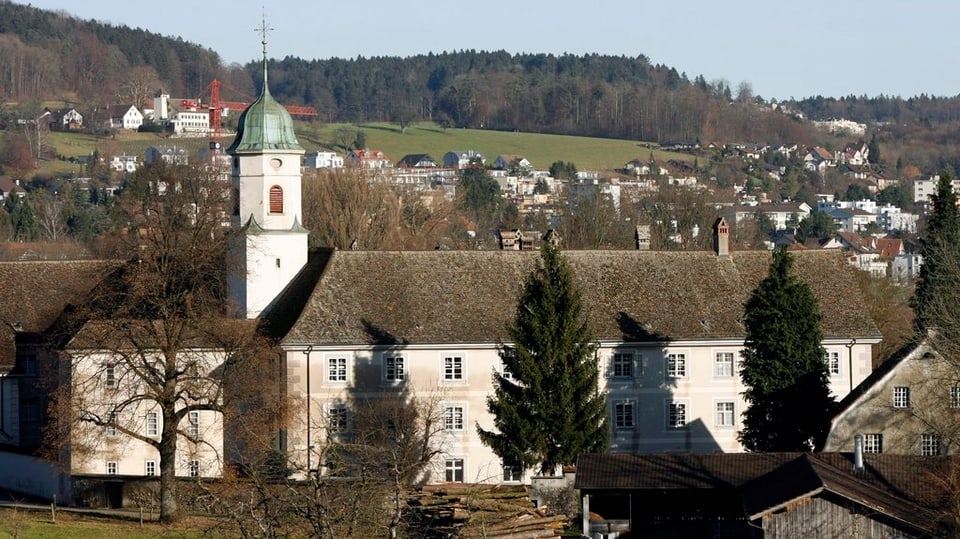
left=227, top=51, right=307, bottom=319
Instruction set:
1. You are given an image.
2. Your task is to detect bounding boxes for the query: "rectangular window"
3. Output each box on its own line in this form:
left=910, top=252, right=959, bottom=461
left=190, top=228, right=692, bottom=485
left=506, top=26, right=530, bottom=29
left=145, top=460, right=157, bottom=476
left=825, top=351, right=841, bottom=376
left=188, top=460, right=199, bottom=478
left=863, top=433, right=883, bottom=454
left=445, top=459, right=464, bottom=482
left=106, top=461, right=118, bottom=475
left=614, top=401, right=634, bottom=429
left=444, top=356, right=464, bottom=381
left=384, top=356, right=405, bottom=382
left=611, top=353, right=633, bottom=378
left=188, top=411, right=200, bottom=440
left=668, top=402, right=687, bottom=428
left=501, top=349, right=515, bottom=380
left=922, top=433, right=941, bottom=456
left=105, top=412, right=117, bottom=436
left=951, top=387, right=960, bottom=409
left=146, top=411, right=158, bottom=437
left=444, top=405, right=464, bottom=431
left=329, top=405, right=348, bottom=432
left=104, top=364, right=117, bottom=388
left=716, top=401, right=735, bottom=427
left=893, top=386, right=911, bottom=408
left=328, top=358, right=347, bottom=382
left=714, top=352, right=734, bottom=377
left=502, top=464, right=522, bottom=482
left=666, top=353, right=687, bottom=378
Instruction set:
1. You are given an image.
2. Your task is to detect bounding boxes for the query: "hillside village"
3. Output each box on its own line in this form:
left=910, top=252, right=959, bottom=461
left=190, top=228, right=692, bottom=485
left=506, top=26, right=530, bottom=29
left=6, top=90, right=932, bottom=289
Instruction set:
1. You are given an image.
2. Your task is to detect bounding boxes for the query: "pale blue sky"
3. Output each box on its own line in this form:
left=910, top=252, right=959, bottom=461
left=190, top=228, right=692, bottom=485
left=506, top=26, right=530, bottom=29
left=16, top=0, right=960, bottom=100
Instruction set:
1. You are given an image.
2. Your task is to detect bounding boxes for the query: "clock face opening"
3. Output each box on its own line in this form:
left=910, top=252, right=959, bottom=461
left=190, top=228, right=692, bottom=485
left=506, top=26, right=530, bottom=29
left=270, top=158, right=283, bottom=169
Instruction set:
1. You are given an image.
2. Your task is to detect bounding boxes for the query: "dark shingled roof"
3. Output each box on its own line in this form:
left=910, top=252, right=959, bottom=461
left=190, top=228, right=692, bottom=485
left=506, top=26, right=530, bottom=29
left=282, top=249, right=880, bottom=346
left=0, top=260, right=121, bottom=367
left=576, top=452, right=958, bottom=534
left=742, top=454, right=938, bottom=534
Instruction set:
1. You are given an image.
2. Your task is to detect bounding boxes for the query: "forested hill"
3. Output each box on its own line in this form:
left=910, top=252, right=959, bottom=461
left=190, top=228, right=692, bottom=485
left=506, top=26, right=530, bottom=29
left=0, top=1, right=225, bottom=102
left=4, top=1, right=960, bottom=145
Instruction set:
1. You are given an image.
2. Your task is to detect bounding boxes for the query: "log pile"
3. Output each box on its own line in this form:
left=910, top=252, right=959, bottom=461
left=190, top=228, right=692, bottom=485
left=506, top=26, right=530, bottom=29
left=407, top=484, right=569, bottom=538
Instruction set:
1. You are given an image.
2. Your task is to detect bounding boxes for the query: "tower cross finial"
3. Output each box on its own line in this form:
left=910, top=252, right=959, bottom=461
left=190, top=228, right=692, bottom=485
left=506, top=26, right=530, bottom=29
left=256, top=10, right=274, bottom=60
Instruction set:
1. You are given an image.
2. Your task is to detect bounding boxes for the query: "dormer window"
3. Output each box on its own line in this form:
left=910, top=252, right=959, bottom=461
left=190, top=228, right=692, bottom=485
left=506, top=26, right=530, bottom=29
left=269, top=185, right=283, bottom=214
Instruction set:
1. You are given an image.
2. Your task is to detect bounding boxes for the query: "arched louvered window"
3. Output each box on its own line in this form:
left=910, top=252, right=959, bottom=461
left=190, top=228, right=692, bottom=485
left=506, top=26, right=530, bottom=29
left=269, top=185, right=283, bottom=214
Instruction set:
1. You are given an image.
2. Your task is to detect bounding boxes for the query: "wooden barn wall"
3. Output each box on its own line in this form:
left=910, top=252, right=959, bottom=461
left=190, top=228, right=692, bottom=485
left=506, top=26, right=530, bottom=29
left=762, top=497, right=920, bottom=539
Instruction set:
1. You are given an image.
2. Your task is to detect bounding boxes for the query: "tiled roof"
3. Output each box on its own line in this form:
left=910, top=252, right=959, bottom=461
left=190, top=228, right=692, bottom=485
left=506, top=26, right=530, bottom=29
left=282, top=249, right=880, bottom=346
left=0, top=260, right=120, bottom=367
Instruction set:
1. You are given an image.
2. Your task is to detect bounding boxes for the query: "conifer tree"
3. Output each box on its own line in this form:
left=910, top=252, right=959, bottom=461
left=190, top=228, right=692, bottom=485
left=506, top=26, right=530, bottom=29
left=477, top=242, right=608, bottom=475
left=740, top=248, right=833, bottom=451
left=913, top=172, right=960, bottom=335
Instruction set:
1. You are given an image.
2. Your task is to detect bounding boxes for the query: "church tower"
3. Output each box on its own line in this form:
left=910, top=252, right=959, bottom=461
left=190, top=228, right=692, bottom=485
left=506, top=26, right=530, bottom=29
left=227, top=31, right=307, bottom=319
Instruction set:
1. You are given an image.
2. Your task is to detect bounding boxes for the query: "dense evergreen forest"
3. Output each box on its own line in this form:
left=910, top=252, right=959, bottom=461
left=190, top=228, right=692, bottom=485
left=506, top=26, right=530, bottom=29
left=2, top=1, right=960, bottom=150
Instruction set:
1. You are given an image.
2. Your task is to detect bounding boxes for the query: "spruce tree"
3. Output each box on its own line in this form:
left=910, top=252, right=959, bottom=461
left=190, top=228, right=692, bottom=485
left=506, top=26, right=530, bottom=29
left=913, top=172, right=960, bottom=334
left=740, top=248, right=833, bottom=452
left=477, top=242, right=608, bottom=475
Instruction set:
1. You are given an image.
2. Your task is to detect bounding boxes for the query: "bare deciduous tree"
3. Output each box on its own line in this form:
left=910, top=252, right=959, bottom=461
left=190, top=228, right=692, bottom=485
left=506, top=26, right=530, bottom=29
left=47, top=162, right=270, bottom=523
left=301, top=168, right=400, bottom=250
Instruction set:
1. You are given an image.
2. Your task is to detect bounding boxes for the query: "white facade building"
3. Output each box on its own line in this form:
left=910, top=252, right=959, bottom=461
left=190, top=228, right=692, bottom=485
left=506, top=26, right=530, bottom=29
left=304, top=151, right=344, bottom=169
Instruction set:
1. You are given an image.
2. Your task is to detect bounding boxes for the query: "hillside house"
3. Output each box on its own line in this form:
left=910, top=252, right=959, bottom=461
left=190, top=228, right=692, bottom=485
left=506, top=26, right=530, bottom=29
left=443, top=150, right=485, bottom=169
left=348, top=148, right=390, bottom=169
left=145, top=145, right=189, bottom=166
left=494, top=154, right=532, bottom=175
left=105, top=105, right=144, bottom=131
left=396, top=154, right=439, bottom=168
left=304, top=151, right=343, bottom=169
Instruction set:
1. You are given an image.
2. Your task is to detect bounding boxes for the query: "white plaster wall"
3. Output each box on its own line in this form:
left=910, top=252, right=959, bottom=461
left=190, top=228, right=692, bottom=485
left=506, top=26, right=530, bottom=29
left=285, top=338, right=877, bottom=483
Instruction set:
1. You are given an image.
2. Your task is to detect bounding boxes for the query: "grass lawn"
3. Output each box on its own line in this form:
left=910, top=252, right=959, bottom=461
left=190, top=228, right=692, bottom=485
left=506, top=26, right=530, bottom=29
left=297, top=121, right=694, bottom=172
left=0, top=507, right=220, bottom=538
left=30, top=121, right=694, bottom=179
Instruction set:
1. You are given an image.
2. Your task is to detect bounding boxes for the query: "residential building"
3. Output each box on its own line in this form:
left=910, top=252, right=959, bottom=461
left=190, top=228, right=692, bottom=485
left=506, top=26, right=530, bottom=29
left=144, top=145, right=189, bottom=166
left=913, top=175, right=960, bottom=203
left=396, top=154, right=439, bottom=168
left=494, top=154, right=532, bottom=174
left=105, top=105, right=144, bottom=131
left=347, top=149, right=390, bottom=169
left=731, top=202, right=811, bottom=232
left=109, top=154, right=138, bottom=173
left=304, top=151, right=343, bottom=169
left=825, top=336, right=960, bottom=456
left=442, top=150, right=485, bottom=169
left=171, top=110, right=210, bottom=135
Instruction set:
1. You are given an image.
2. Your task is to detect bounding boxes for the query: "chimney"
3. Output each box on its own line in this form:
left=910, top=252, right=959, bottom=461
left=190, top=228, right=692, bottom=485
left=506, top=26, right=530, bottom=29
left=712, top=217, right=729, bottom=257
left=853, top=433, right=864, bottom=472
left=635, top=225, right=651, bottom=251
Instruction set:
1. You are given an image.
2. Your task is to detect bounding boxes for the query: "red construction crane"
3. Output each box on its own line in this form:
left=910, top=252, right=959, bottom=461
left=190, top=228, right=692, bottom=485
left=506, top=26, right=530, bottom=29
left=183, top=78, right=318, bottom=154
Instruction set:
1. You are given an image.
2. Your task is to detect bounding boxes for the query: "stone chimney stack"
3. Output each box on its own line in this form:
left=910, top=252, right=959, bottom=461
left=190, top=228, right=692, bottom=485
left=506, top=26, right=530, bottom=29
left=712, top=217, right=729, bottom=257
left=635, top=225, right=651, bottom=250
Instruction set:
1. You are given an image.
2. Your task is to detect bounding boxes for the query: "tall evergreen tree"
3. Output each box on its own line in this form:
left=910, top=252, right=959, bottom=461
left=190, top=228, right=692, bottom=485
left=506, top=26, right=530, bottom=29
left=477, top=242, right=608, bottom=475
left=868, top=133, right=881, bottom=165
left=913, top=172, right=960, bottom=334
left=740, top=248, right=833, bottom=452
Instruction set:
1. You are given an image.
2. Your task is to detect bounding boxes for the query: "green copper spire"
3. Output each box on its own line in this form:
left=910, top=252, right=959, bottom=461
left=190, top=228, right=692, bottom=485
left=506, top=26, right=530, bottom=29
left=227, top=19, right=303, bottom=153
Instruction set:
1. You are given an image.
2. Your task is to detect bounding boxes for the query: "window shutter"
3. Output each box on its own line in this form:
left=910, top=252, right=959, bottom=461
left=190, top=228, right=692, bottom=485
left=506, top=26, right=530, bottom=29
left=269, top=185, right=283, bottom=213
